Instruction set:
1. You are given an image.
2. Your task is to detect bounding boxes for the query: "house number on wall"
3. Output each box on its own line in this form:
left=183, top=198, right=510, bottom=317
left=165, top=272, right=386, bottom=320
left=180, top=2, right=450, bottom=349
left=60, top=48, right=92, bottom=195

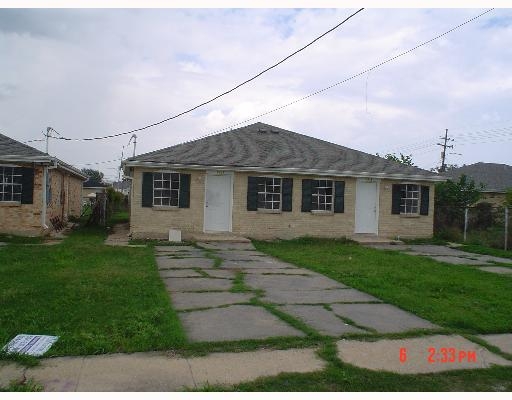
left=215, top=170, right=225, bottom=176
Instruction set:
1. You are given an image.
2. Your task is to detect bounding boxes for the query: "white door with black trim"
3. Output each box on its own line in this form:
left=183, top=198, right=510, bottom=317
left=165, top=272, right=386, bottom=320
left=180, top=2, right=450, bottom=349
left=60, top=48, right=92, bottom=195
left=355, top=179, right=379, bottom=234
left=204, top=172, right=232, bottom=232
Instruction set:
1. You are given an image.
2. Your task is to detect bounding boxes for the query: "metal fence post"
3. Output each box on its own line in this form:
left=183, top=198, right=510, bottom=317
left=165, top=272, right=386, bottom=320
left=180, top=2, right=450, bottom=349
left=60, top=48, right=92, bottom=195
left=463, top=207, right=468, bottom=242
left=505, top=207, right=509, bottom=251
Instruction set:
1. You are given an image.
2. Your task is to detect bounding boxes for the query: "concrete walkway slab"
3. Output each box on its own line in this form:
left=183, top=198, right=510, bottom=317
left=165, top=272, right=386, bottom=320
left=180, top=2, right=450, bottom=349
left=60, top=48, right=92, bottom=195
left=478, top=266, right=512, bottom=275
left=279, top=305, right=366, bottom=336
left=202, top=269, right=236, bottom=279
left=156, top=257, right=215, bottom=269
left=159, top=269, right=202, bottom=278
left=216, top=251, right=267, bottom=260
left=337, top=335, right=512, bottom=374
left=244, top=268, right=313, bottom=275
left=221, top=260, right=293, bottom=269
left=246, top=274, right=346, bottom=291
left=155, top=245, right=197, bottom=252
left=263, top=288, right=379, bottom=304
left=430, top=255, right=491, bottom=266
left=471, top=255, right=512, bottom=264
left=0, top=363, right=25, bottom=387
left=479, top=334, right=512, bottom=355
left=179, top=305, right=305, bottom=342
left=164, top=277, right=233, bottom=292
left=189, top=348, right=325, bottom=388
left=25, top=356, right=86, bottom=391
left=331, top=303, right=438, bottom=333
left=171, top=292, right=253, bottom=310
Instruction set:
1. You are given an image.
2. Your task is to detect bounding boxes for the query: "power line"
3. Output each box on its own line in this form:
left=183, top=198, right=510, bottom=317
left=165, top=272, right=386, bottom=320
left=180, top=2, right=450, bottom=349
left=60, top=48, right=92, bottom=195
left=188, top=8, right=494, bottom=142
left=47, top=8, right=365, bottom=142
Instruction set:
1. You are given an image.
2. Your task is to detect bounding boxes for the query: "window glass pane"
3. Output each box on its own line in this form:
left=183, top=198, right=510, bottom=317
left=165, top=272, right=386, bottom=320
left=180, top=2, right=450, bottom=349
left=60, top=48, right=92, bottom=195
left=311, top=179, right=333, bottom=211
left=257, top=177, right=281, bottom=209
left=153, top=172, right=180, bottom=206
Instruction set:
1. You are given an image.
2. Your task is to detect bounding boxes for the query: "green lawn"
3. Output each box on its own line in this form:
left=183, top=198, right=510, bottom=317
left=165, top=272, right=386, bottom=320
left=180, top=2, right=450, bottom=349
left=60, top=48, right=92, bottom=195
left=254, top=238, right=512, bottom=333
left=0, top=225, right=186, bottom=357
left=459, top=244, right=512, bottom=260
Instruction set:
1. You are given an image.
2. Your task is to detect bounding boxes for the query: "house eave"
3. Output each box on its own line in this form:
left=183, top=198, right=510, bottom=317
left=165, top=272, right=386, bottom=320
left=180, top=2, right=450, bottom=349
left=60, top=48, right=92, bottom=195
left=122, top=161, right=446, bottom=182
left=0, top=155, right=88, bottom=180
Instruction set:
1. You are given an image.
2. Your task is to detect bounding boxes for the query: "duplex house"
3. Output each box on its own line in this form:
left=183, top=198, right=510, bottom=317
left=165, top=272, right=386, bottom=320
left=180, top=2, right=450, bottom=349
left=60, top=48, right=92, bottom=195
left=123, top=122, right=444, bottom=240
left=0, top=133, right=87, bottom=236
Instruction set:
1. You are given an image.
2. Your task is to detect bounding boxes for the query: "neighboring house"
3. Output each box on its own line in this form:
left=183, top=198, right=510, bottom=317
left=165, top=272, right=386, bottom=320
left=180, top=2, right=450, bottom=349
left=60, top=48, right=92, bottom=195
left=0, top=133, right=87, bottom=236
left=82, top=181, right=110, bottom=202
left=123, top=122, right=444, bottom=240
left=112, top=180, right=131, bottom=196
left=444, top=163, right=512, bottom=206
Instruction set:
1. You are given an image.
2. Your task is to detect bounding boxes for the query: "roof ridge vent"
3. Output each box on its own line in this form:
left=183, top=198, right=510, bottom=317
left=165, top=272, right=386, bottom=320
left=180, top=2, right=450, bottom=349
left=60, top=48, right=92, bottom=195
left=270, top=129, right=279, bottom=134
left=258, top=128, right=267, bottom=133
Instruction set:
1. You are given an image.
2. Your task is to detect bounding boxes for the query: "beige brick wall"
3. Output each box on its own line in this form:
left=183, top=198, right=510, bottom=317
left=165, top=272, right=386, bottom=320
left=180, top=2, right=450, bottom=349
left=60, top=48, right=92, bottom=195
left=0, top=165, right=83, bottom=236
left=130, top=168, right=205, bottom=239
left=378, top=179, right=435, bottom=239
left=232, top=172, right=356, bottom=240
left=129, top=168, right=436, bottom=240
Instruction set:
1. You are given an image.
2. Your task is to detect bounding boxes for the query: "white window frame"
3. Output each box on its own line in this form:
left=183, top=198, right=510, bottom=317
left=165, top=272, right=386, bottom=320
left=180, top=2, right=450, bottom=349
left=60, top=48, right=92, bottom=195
left=400, top=183, right=420, bottom=215
left=153, top=172, right=180, bottom=207
left=257, top=177, right=282, bottom=211
left=0, top=165, right=22, bottom=203
left=312, top=179, right=334, bottom=212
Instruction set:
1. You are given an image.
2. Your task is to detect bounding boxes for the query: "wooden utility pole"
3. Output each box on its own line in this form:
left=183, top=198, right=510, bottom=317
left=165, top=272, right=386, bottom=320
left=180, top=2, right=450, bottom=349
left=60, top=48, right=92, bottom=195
left=437, top=128, right=454, bottom=172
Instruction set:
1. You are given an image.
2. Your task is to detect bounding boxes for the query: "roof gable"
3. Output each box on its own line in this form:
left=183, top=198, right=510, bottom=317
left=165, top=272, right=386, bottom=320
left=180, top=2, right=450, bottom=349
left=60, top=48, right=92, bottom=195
left=0, top=132, right=48, bottom=159
left=127, top=122, right=439, bottom=180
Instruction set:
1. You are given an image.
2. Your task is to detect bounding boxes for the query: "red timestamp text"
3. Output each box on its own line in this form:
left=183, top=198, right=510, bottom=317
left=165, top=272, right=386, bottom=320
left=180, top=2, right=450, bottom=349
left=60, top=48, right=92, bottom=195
left=399, top=347, right=478, bottom=363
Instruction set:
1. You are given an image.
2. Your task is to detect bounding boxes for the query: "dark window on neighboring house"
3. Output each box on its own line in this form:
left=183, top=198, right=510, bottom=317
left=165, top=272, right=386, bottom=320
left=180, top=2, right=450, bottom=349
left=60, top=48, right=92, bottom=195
left=257, top=177, right=281, bottom=210
left=311, top=179, right=334, bottom=211
left=153, top=172, right=180, bottom=207
left=0, top=166, right=22, bottom=202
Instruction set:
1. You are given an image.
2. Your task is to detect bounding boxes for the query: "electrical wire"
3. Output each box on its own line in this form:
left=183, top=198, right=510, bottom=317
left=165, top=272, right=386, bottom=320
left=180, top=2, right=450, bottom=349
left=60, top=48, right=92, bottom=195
left=47, top=8, right=365, bottom=142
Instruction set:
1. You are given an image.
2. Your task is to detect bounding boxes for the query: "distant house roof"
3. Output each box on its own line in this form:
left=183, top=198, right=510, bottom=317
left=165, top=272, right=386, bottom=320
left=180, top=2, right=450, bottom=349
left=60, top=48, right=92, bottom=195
left=83, top=181, right=110, bottom=188
left=444, top=162, right=512, bottom=193
left=0, top=132, right=87, bottom=180
left=125, top=122, right=442, bottom=181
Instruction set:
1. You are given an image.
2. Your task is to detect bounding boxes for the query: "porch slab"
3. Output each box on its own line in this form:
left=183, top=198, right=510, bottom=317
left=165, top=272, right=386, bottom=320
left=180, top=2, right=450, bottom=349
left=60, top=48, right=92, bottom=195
left=245, top=274, right=346, bottom=291
left=478, top=266, right=512, bottom=275
left=155, top=245, right=197, bottom=252
left=336, top=335, right=512, bottom=374
left=278, top=305, right=366, bottom=336
left=171, top=292, right=253, bottom=310
left=478, top=334, right=512, bottom=355
left=262, top=288, right=379, bottom=304
left=156, top=257, right=215, bottom=269
left=163, top=277, right=233, bottom=292
left=197, top=242, right=255, bottom=251
left=159, top=269, right=202, bottom=278
left=331, top=303, right=438, bottom=333
left=179, top=305, right=305, bottom=342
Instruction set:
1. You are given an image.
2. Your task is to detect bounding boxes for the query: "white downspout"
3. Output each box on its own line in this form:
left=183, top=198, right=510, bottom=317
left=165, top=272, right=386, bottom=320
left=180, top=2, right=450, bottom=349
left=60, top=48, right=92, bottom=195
left=41, top=165, right=48, bottom=230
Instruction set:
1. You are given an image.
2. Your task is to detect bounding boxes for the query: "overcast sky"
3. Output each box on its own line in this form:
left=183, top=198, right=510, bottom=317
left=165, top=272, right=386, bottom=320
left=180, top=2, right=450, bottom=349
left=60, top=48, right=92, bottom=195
left=0, top=8, right=511, bottom=181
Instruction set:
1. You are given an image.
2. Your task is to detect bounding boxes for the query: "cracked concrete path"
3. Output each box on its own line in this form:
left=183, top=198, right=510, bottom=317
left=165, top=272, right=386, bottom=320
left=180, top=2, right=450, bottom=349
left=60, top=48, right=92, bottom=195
left=0, top=348, right=325, bottom=391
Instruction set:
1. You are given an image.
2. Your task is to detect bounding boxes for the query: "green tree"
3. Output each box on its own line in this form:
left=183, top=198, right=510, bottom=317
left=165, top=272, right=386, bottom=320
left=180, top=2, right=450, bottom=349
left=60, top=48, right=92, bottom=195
left=377, top=153, right=415, bottom=166
left=505, top=188, right=512, bottom=208
left=81, top=169, right=104, bottom=185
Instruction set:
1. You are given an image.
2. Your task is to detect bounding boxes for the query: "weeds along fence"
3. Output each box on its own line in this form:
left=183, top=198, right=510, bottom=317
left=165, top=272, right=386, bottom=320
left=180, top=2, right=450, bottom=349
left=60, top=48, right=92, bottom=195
left=434, top=203, right=510, bottom=250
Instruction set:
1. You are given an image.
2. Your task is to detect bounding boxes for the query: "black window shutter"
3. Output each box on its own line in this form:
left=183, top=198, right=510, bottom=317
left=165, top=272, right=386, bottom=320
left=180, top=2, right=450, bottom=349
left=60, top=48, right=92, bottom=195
left=247, top=176, right=259, bottom=211
left=391, top=184, right=402, bottom=214
left=301, top=179, right=313, bottom=212
left=420, top=185, right=430, bottom=215
left=334, top=181, right=345, bottom=213
left=141, top=172, right=153, bottom=207
left=179, top=174, right=191, bottom=208
left=21, top=167, right=34, bottom=204
left=281, top=178, right=293, bottom=212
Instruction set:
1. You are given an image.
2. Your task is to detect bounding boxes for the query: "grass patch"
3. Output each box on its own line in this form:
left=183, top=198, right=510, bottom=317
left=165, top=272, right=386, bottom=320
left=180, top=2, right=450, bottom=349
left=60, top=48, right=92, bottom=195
left=459, top=244, right=512, bottom=260
left=0, top=225, right=186, bottom=357
left=230, top=272, right=251, bottom=293
left=0, top=379, right=43, bottom=392
left=0, top=234, right=43, bottom=244
left=253, top=237, right=512, bottom=333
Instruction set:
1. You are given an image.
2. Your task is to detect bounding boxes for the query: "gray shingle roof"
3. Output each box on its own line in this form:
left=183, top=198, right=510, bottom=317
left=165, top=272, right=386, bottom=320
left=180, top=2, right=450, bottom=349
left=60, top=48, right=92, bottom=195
left=0, top=132, right=86, bottom=179
left=444, top=162, right=512, bottom=193
left=127, top=122, right=439, bottom=179
left=0, top=132, right=48, bottom=159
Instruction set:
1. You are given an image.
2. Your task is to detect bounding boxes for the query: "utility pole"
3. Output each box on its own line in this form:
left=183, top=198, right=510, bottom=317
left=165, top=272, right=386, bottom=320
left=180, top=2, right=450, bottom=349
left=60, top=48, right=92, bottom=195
left=45, top=127, right=51, bottom=154
left=132, top=134, right=137, bottom=157
left=437, top=128, right=454, bottom=173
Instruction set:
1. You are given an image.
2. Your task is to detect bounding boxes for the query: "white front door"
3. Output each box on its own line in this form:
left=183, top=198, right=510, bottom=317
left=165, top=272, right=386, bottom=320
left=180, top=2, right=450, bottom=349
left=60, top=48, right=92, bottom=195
left=355, top=179, right=379, bottom=234
left=204, top=172, right=232, bottom=232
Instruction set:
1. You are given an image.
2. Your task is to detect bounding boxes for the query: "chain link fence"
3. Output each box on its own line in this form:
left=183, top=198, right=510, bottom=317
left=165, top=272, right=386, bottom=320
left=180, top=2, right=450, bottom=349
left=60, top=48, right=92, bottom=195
left=434, top=203, right=510, bottom=250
